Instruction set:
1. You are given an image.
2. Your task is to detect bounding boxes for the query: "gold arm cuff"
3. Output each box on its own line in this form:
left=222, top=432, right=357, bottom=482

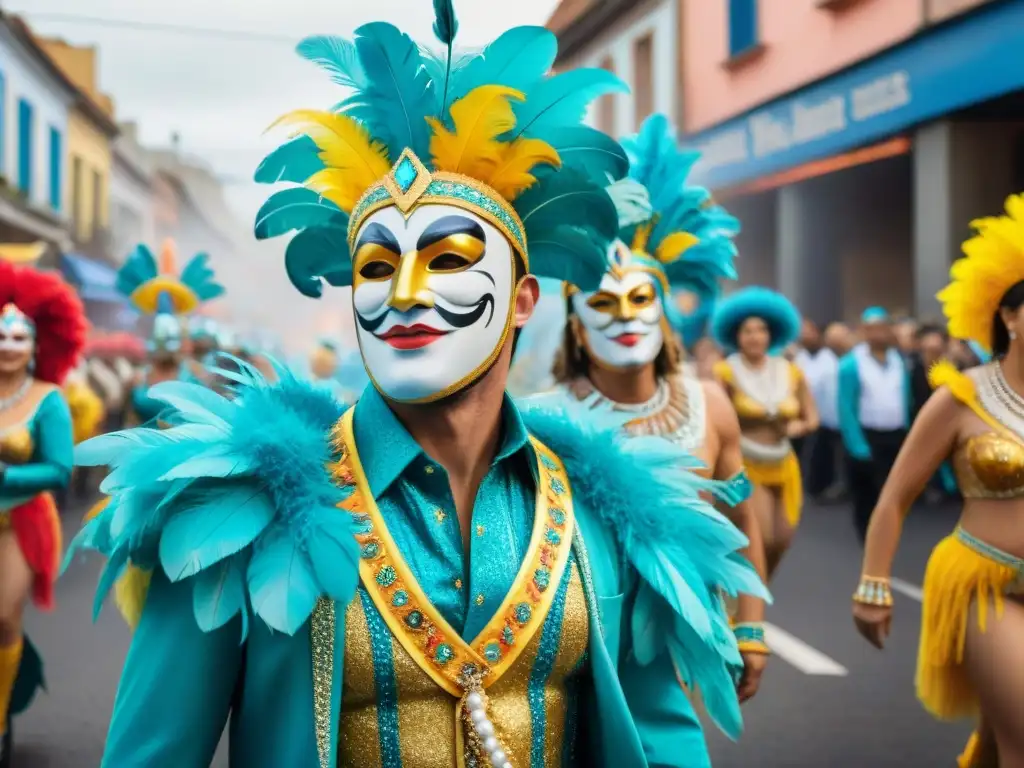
left=852, top=576, right=894, bottom=607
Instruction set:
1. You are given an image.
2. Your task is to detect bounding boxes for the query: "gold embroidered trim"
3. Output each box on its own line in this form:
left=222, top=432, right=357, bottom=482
left=330, top=408, right=576, bottom=697
left=311, top=596, right=336, bottom=768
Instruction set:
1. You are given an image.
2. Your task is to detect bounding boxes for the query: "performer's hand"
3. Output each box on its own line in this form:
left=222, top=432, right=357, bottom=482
left=737, top=651, right=767, bottom=703
left=852, top=602, right=892, bottom=649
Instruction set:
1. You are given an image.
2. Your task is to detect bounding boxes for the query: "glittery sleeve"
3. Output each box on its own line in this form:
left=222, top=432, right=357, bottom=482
left=102, top=569, right=243, bottom=767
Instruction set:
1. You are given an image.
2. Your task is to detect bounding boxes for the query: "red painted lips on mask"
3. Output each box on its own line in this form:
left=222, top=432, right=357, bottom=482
left=377, top=324, right=450, bottom=350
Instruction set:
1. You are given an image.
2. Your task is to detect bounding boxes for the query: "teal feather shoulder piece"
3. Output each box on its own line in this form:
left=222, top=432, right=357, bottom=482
left=615, top=114, right=741, bottom=347
left=66, top=362, right=356, bottom=637
left=254, top=0, right=628, bottom=297
left=519, top=392, right=770, bottom=740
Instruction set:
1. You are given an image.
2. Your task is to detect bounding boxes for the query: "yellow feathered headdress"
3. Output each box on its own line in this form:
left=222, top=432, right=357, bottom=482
left=938, top=193, right=1024, bottom=352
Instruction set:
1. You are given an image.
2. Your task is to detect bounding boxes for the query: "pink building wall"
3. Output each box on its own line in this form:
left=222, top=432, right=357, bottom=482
left=682, top=0, right=924, bottom=133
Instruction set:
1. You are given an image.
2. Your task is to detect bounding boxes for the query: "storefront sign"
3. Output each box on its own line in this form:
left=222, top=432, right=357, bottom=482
left=686, top=0, right=1024, bottom=189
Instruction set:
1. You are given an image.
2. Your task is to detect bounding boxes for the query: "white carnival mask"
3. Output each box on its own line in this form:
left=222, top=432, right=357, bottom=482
left=0, top=303, right=35, bottom=354
left=571, top=240, right=664, bottom=370
left=351, top=203, right=516, bottom=403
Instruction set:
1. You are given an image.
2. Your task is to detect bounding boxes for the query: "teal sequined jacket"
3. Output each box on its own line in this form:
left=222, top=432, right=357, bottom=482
left=68, top=367, right=767, bottom=767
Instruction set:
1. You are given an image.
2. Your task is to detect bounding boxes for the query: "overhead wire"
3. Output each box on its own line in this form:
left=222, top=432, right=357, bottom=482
left=17, top=12, right=298, bottom=43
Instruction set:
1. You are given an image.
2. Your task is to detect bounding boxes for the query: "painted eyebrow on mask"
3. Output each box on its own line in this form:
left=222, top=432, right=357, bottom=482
left=355, top=223, right=401, bottom=254
left=417, top=215, right=485, bottom=251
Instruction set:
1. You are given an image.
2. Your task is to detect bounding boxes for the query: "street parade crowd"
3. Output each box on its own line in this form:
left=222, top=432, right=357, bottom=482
left=1, top=2, right=1023, bottom=766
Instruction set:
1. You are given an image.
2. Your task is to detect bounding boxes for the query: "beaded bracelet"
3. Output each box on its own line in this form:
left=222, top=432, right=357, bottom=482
left=737, top=639, right=771, bottom=656
left=852, top=575, right=893, bottom=607
left=733, top=622, right=766, bottom=644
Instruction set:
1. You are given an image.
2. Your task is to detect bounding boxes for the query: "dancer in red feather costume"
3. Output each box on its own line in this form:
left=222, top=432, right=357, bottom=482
left=0, top=260, right=86, bottom=766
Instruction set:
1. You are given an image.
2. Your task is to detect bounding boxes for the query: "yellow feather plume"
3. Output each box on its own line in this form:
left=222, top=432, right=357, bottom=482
left=268, top=110, right=390, bottom=212
left=927, top=359, right=973, bottom=403
left=937, top=192, right=1024, bottom=352
left=655, top=232, right=700, bottom=264
left=426, top=85, right=525, bottom=185
left=632, top=221, right=654, bottom=253
left=488, top=138, right=561, bottom=200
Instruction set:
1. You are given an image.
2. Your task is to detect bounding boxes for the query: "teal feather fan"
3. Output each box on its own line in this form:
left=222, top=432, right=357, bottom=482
left=253, top=0, right=629, bottom=298
left=617, top=114, right=740, bottom=347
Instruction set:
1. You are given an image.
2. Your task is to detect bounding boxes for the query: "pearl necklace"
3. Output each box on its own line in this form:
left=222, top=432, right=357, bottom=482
left=0, top=378, right=32, bottom=413
left=460, top=677, right=514, bottom=768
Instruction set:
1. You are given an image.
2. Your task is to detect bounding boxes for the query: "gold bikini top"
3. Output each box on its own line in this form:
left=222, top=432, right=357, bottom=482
left=0, top=383, right=59, bottom=465
left=714, top=356, right=802, bottom=423
left=930, top=361, right=1024, bottom=499
left=0, top=425, right=34, bottom=464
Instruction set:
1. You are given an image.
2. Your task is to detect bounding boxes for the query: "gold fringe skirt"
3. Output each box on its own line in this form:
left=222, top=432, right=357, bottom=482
left=745, top=450, right=803, bottom=528
left=917, top=527, right=1024, bottom=720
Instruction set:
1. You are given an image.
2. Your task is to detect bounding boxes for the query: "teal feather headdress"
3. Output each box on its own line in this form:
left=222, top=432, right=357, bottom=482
left=254, top=0, right=629, bottom=298
left=117, top=240, right=224, bottom=352
left=611, top=114, right=740, bottom=347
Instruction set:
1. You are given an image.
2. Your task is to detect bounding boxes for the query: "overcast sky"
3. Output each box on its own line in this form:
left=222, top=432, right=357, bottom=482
left=15, top=0, right=562, bottom=222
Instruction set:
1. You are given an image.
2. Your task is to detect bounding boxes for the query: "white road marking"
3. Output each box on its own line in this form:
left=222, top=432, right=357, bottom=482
left=763, top=622, right=849, bottom=676
left=890, top=577, right=923, bottom=602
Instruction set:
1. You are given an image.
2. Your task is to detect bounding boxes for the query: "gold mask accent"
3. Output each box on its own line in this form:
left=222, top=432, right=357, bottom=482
left=353, top=234, right=486, bottom=313
left=584, top=282, right=658, bottom=322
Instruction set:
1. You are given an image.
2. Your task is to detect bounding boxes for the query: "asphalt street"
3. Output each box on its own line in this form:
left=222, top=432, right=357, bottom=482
left=14, top=493, right=972, bottom=768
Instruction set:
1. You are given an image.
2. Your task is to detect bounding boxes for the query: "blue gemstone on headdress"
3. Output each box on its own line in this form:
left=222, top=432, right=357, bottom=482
left=394, top=158, right=418, bottom=192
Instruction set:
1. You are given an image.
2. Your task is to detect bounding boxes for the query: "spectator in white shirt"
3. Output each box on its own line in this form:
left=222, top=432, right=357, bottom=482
left=797, top=322, right=852, bottom=499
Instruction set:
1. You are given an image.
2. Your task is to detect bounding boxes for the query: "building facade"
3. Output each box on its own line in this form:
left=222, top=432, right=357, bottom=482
left=0, top=13, right=75, bottom=251
left=37, top=38, right=119, bottom=259
left=551, top=0, right=1020, bottom=324
left=552, top=0, right=680, bottom=138
left=110, top=121, right=155, bottom=263
left=683, top=0, right=1020, bottom=323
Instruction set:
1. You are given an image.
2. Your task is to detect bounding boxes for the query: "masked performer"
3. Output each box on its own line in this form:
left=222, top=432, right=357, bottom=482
left=0, top=261, right=85, bottom=766
left=117, top=240, right=224, bottom=423
left=854, top=195, right=1024, bottom=768
left=711, top=288, right=818, bottom=578
left=67, top=5, right=766, bottom=766
left=554, top=113, right=770, bottom=704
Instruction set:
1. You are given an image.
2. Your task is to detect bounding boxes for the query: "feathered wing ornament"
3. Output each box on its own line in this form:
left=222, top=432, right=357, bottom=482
left=519, top=393, right=770, bottom=740
left=66, top=363, right=358, bottom=637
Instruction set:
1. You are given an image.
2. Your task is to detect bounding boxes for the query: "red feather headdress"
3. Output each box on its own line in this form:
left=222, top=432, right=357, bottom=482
left=0, top=261, right=88, bottom=384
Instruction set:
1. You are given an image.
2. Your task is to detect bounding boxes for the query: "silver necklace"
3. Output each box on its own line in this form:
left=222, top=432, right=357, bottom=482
left=978, top=362, right=1024, bottom=439
left=0, top=378, right=32, bottom=412
left=727, top=353, right=790, bottom=415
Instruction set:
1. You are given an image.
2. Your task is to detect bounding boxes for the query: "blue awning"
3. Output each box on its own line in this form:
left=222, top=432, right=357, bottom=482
left=60, top=253, right=125, bottom=304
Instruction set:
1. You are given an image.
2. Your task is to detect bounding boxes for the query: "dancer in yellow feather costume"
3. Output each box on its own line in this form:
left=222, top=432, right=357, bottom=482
left=853, top=193, right=1024, bottom=768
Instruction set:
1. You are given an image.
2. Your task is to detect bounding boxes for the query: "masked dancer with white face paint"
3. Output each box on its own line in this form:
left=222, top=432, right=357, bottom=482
left=115, top=240, right=225, bottom=423
left=711, top=288, right=818, bottom=579
left=0, top=260, right=85, bottom=767
left=66, top=3, right=767, bottom=766
left=554, top=113, right=770, bottom=706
